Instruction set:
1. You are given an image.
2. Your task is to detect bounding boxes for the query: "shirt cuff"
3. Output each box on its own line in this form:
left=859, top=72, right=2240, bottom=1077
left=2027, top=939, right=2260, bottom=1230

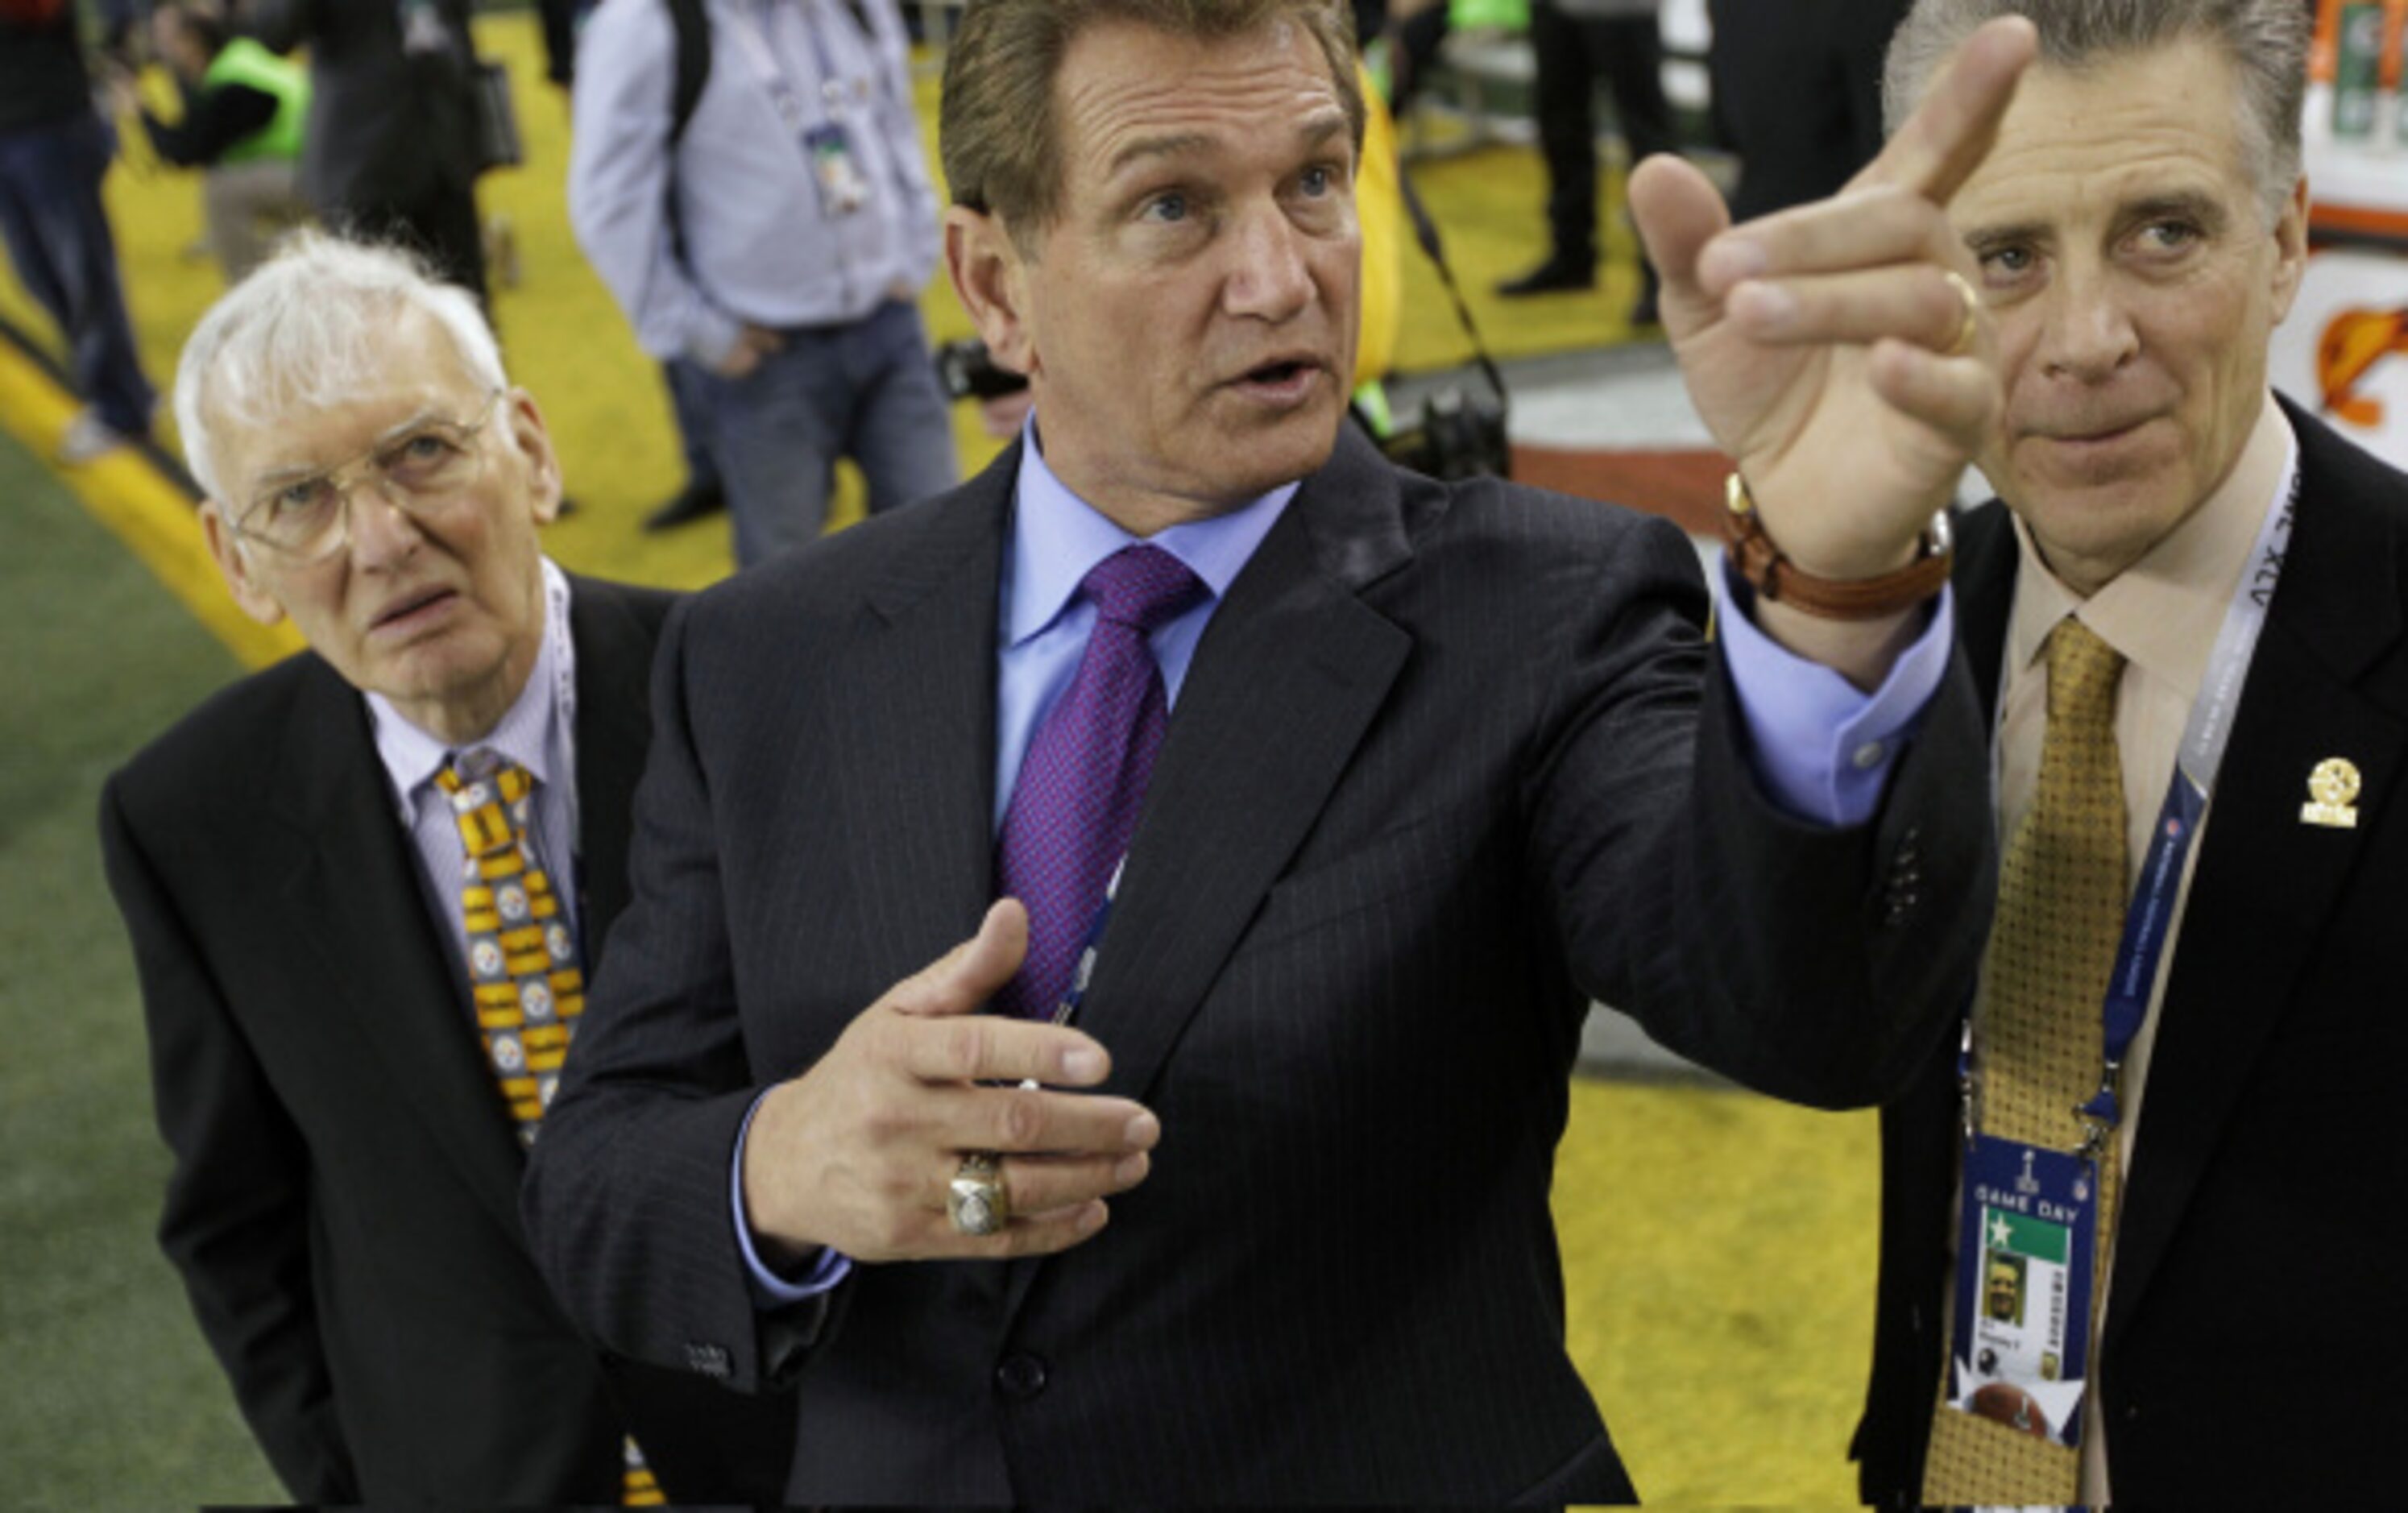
left=1714, top=551, right=1954, bottom=828
left=732, top=1089, right=852, bottom=1307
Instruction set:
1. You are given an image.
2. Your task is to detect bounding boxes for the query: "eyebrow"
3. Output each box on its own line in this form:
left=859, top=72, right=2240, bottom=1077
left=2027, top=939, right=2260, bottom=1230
left=1104, top=110, right=1353, bottom=180
left=247, top=406, right=458, bottom=487
left=1961, top=189, right=2232, bottom=254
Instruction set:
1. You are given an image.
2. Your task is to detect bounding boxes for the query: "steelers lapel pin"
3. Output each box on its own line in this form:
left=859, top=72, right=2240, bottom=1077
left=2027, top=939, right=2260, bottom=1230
left=2300, top=757, right=2363, bottom=829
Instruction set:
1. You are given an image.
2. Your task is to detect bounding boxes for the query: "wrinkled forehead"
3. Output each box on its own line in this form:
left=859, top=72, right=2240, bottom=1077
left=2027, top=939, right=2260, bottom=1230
left=205, top=310, right=487, bottom=489
left=1952, top=44, right=2255, bottom=233
left=1054, top=18, right=1352, bottom=194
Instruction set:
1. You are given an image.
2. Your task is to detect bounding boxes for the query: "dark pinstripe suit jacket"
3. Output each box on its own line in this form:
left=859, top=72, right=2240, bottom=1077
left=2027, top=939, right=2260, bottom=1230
left=525, top=427, right=1994, bottom=1503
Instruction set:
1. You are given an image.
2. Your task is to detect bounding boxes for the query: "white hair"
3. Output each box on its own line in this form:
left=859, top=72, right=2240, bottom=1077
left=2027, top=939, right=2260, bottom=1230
left=173, top=231, right=508, bottom=501
left=1883, top=0, right=2310, bottom=227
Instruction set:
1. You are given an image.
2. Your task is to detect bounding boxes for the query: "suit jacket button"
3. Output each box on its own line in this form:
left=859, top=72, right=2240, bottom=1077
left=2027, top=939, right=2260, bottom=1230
left=995, top=1352, right=1048, bottom=1400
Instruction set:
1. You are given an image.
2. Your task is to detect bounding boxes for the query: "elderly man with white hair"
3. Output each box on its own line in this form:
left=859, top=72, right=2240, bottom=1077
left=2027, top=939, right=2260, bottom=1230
left=97, top=234, right=795, bottom=1506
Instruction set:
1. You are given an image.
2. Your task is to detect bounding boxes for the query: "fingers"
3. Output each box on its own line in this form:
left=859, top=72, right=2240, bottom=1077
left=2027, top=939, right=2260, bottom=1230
left=1867, top=338, right=2000, bottom=458
left=888, top=898, right=1029, bottom=1019
left=1723, top=263, right=1982, bottom=356
left=1855, top=15, right=2037, bottom=205
left=930, top=1147, right=1153, bottom=1225
left=1697, top=184, right=1958, bottom=296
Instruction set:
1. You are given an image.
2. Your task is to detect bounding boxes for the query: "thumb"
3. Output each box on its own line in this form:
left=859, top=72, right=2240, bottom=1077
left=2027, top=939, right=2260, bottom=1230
left=1627, top=152, right=1733, bottom=334
left=893, top=898, right=1029, bottom=1018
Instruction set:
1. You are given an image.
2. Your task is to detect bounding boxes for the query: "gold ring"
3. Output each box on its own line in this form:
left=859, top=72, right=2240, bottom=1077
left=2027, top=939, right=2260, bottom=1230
left=1942, top=269, right=1981, bottom=358
left=948, top=1151, right=1008, bottom=1237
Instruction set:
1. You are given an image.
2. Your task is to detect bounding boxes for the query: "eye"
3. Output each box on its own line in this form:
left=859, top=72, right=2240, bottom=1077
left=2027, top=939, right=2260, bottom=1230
left=1298, top=164, right=1334, bottom=197
left=1974, top=242, right=2038, bottom=291
left=382, top=428, right=469, bottom=482
left=271, top=477, right=336, bottom=516
left=2136, top=219, right=2201, bottom=255
left=1140, top=190, right=1190, bottom=225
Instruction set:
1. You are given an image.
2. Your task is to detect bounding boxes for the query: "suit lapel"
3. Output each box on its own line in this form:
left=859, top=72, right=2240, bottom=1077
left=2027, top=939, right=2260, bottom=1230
left=1952, top=501, right=2020, bottom=735
left=998, top=428, right=1414, bottom=1322
left=832, top=463, right=1012, bottom=980
left=2105, top=410, right=2408, bottom=1348
left=566, top=576, right=656, bottom=946
left=271, top=661, right=529, bottom=1236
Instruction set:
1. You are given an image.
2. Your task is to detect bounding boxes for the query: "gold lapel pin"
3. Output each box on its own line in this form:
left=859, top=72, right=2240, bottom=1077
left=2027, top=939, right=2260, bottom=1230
left=2300, top=757, right=2363, bottom=830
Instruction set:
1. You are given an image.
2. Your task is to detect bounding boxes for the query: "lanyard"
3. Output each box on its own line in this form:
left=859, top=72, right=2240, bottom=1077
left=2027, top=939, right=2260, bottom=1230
left=721, top=0, right=868, bottom=132
left=1963, top=454, right=2302, bottom=1156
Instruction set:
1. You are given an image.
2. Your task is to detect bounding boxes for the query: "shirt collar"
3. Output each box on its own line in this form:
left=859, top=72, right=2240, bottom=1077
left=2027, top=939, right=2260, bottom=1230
left=367, top=558, right=573, bottom=816
left=2008, top=390, right=2297, bottom=695
left=1005, top=419, right=1295, bottom=649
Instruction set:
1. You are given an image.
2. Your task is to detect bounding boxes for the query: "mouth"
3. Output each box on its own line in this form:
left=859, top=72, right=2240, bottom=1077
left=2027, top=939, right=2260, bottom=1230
left=1225, top=355, right=1330, bottom=407
left=2034, top=415, right=2155, bottom=450
left=367, top=584, right=460, bottom=637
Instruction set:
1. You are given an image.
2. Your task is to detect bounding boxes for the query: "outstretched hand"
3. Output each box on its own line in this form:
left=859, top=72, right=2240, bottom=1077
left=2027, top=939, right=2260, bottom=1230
left=1632, top=16, right=2038, bottom=584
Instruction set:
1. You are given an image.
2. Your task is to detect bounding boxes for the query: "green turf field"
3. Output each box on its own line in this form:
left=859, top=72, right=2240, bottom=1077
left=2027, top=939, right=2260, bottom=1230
left=0, top=428, right=283, bottom=1504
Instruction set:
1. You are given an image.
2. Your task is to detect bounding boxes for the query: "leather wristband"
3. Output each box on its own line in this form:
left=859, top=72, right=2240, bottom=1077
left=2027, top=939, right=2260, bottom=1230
left=1720, top=471, right=1953, bottom=620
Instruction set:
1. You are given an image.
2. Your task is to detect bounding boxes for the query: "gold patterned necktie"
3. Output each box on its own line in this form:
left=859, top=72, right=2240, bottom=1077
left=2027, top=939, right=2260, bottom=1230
left=1923, top=617, right=2128, bottom=1506
left=433, top=752, right=664, bottom=1507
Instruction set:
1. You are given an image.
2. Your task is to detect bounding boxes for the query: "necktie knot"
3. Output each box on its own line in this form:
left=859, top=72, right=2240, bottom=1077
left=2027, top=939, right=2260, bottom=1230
left=1082, top=545, right=1207, bottom=634
left=2045, top=618, right=2124, bottom=727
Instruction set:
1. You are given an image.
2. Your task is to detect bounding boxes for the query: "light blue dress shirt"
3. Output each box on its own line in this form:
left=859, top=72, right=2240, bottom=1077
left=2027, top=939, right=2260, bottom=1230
left=736, top=428, right=1954, bottom=1301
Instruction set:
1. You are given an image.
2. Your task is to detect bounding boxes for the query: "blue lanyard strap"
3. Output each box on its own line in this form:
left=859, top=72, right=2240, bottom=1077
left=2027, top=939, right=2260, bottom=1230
left=1963, top=454, right=2301, bottom=1154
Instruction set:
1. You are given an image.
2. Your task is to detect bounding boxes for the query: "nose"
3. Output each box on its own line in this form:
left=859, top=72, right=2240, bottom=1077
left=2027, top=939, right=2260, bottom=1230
left=1221, top=202, right=1316, bottom=324
left=344, top=477, right=425, bottom=570
left=2033, top=259, right=2141, bottom=384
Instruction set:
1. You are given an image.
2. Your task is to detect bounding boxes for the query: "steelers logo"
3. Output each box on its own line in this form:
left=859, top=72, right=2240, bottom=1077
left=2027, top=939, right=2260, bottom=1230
left=499, top=884, right=530, bottom=922
left=521, top=981, right=553, bottom=1019
left=470, top=940, right=504, bottom=979
left=546, top=923, right=574, bottom=961
left=452, top=781, right=490, bottom=812
left=491, top=1034, right=524, bottom=1072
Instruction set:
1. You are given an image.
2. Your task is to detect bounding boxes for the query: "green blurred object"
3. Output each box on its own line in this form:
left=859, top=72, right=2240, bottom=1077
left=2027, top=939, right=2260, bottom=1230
left=1449, top=0, right=1528, bottom=30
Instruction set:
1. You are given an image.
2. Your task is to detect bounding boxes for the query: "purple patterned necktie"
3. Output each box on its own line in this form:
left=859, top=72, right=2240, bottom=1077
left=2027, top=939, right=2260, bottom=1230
left=994, top=545, right=1208, bottom=1019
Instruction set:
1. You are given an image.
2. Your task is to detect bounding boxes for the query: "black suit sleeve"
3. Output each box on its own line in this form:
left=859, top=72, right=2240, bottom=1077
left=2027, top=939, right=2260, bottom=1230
left=98, top=778, right=359, bottom=1504
left=523, top=598, right=804, bottom=1395
left=137, top=82, right=278, bottom=167
left=1526, top=517, right=1992, bottom=1107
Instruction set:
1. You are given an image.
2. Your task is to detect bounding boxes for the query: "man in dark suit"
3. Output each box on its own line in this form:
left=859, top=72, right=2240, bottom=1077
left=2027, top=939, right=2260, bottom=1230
left=99, top=235, right=792, bottom=1504
left=524, top=1, right=2039, bottom=1500
left=1851, top=2, right=2404, bottom=1504
left=243, top=0, right=488, bottom=305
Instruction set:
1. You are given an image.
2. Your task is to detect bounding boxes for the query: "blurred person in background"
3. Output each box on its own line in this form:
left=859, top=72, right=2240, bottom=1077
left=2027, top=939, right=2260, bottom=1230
left=1707, top=0, right=1911, bottom=222
left=244, top=0, right=490, bottom=306
left=98, top=234, right=795, bottom=1506
left=0, top=0, right=159, bottom=460
left=110, top=0, right=313, bottom=284
left=1851, top=0, right=2407, bottom=1504
left=570, top=0, right=956, bottom=566
left=1494, top=0, right=1673, bottom=321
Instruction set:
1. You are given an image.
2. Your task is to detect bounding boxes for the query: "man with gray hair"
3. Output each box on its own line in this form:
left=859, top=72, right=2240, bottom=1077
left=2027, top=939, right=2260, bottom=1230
left=97, top=234, right=794, bottom=1504
left=1846, top=1, right=2406, bottom=1503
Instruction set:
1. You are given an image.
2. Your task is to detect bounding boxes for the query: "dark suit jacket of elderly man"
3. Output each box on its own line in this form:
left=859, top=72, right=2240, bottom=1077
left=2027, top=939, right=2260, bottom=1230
left=524, top=426, right=1996, bottom=1504
left=100, top=576, right=796, bottom=1505
left=1853, top=400, right=2408, bottom=1507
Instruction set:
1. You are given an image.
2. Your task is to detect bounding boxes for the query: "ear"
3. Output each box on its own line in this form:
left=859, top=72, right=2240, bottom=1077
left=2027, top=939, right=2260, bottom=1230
left=199, top=503, right=288, bottom=627
left=945, top=205, right=1037, bottom=378
left=2267, top=174, right=2310, bottom=325
left=499, top=388, right=564, bottom=524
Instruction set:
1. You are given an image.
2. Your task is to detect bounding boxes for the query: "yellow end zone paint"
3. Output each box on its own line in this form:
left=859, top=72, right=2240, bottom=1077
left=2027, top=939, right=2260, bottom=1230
left=0, top=337, right=301, bottom=672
